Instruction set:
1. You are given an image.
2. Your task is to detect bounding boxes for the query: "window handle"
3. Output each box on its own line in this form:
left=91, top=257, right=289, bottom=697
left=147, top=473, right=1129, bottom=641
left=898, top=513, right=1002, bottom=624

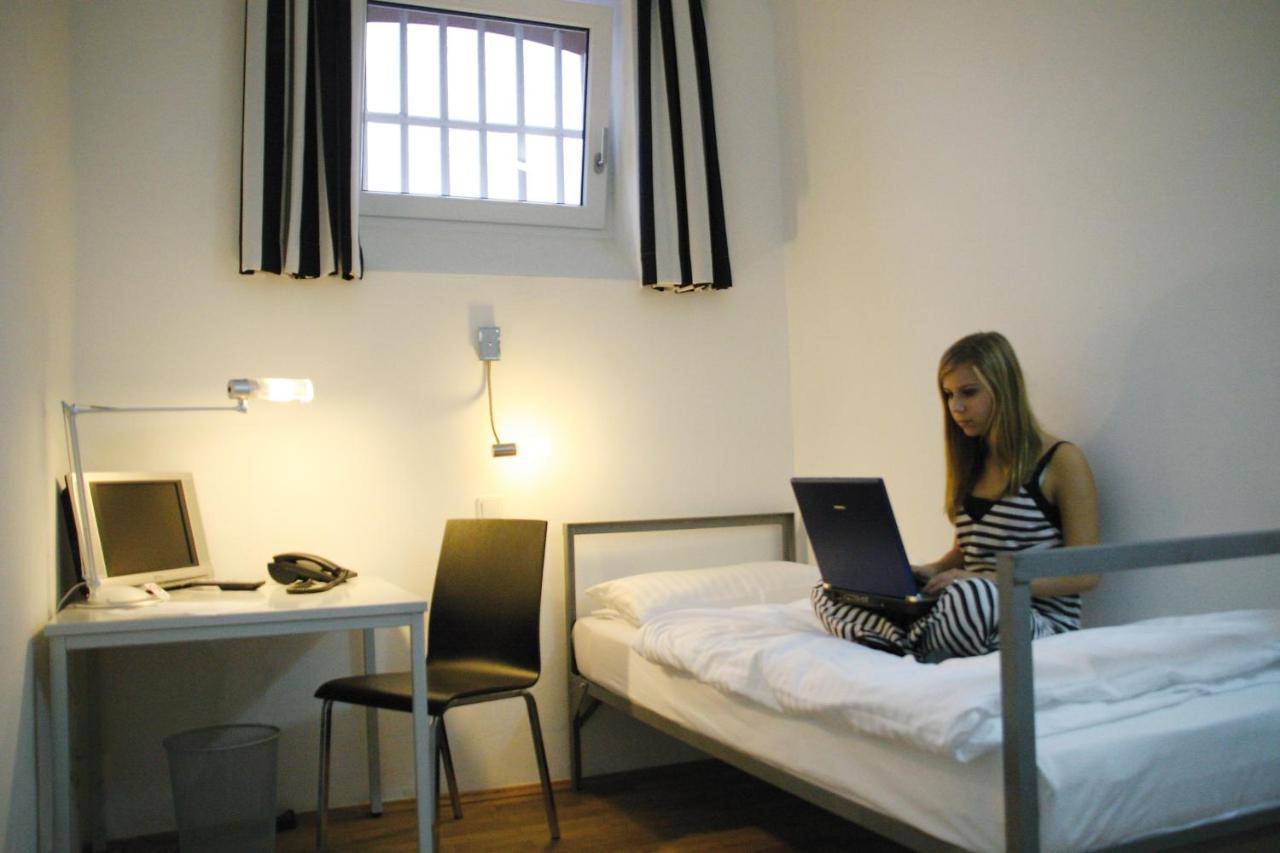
left=594, top=127, right=608, bottom=173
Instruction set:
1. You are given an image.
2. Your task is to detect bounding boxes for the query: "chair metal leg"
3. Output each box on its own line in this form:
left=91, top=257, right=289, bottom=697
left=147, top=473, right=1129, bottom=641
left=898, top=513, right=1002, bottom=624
left=522, top=692, right=560, bottom=840
left=316, top=699, right=334, bottom=851
left=430, top=715, right=443, bottom=838
left=437, top=715, right=463, bottom=819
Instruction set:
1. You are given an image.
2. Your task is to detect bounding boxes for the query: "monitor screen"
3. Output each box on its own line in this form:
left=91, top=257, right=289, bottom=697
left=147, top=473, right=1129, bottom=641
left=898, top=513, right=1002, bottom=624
left=90, top=480, right=198, bottom=576
left=67, top=472, right=211, bottom=588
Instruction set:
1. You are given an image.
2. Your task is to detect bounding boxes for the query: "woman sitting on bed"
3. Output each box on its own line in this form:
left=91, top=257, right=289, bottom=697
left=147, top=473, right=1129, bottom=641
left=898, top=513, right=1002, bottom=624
left=812, top=330, right=1100, bottom=660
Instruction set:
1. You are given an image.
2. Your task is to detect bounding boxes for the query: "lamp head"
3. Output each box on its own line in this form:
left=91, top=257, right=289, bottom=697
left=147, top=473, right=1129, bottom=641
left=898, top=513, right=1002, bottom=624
left=492, top=442, right=518, bottom=457
left=227, top=378, right=314, bottom=403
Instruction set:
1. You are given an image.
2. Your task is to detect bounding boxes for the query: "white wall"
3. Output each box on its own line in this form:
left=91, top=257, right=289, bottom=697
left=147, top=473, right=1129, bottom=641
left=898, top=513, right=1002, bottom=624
left=776, top=0, right=1280, bottom=626
left=62, top=0, right=792, bottom=839
left=0, top=1, right=75, bottom=850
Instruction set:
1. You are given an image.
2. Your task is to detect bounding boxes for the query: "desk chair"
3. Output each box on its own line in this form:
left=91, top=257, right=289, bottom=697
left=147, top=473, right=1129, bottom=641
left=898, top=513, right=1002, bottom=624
left=313, top=519, right=558, bottom=849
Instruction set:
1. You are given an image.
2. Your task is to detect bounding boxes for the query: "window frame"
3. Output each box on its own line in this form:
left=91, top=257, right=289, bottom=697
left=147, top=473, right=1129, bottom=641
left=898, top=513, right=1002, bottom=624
left=360, top=0, right=613, bottom=230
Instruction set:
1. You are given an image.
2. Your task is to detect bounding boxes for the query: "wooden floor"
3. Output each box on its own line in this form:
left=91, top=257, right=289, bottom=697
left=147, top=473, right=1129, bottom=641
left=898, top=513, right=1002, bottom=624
left=110, top=759, right=1279, bottom=852
left=110, top=760, right=902, bottom=852
left=300, top=761, right=901, bottom=852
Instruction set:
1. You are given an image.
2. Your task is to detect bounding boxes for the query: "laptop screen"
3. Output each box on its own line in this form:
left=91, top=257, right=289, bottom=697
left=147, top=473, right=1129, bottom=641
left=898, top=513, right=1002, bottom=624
left=791, top=478, right=919, bottom=598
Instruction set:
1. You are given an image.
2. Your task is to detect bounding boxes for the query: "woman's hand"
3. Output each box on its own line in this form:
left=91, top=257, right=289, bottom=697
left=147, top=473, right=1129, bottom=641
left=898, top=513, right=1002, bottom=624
left=922, top=569, right=982, bottom=596
left=914, top=545, right=964, bottom=591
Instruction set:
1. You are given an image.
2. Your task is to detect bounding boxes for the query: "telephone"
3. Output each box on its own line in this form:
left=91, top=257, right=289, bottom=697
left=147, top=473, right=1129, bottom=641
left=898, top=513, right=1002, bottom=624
left=267, top=553, right=358, bottom=594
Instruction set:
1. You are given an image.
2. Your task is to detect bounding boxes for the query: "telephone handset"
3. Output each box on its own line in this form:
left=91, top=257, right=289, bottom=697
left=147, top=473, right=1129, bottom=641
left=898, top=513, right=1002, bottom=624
left=268, top=552, right=357, bottom=594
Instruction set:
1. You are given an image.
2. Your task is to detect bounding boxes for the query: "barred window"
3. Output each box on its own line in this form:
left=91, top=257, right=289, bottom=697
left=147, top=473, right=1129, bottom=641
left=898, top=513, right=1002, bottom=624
left=362, top=0, right=612, bottom=229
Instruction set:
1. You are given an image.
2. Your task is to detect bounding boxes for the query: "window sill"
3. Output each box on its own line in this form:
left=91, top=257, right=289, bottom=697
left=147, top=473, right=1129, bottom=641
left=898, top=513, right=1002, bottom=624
left=361, top=191, right=607, bottom=230
left=358, top=211, right=633, bottom=279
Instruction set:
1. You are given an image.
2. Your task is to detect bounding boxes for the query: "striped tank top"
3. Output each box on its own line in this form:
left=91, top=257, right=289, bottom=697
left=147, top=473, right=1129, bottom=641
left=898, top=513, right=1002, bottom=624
left=954, top=442, right=1082, bottom=633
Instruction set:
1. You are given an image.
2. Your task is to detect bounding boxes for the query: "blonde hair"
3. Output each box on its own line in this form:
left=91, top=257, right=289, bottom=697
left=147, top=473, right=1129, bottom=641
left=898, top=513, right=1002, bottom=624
left=938, top=332, right=1042, bottom=520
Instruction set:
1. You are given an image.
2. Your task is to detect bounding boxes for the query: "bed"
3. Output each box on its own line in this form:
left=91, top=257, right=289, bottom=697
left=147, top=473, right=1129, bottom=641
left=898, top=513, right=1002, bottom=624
left=563, top=513, right=1280, bottom=852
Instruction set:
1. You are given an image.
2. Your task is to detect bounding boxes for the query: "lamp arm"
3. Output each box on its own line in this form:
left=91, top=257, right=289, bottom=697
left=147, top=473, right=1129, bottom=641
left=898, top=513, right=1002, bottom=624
left=60, top=399, right=249, bottom=602
left=67, top=402, right=248, bottom=416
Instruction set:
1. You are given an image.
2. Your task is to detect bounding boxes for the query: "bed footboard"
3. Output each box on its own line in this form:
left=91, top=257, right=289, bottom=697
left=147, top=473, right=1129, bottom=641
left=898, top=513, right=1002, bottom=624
left=998, top=528, right=1280, bottom=852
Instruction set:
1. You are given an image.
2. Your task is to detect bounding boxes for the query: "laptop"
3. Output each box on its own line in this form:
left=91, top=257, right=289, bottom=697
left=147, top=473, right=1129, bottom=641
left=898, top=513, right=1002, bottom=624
left=791, top=477, right=936, bottom=621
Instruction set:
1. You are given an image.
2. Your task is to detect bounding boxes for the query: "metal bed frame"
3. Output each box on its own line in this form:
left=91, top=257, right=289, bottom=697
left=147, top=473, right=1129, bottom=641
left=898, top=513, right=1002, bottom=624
left=564, top=512, right=1280, bottom=852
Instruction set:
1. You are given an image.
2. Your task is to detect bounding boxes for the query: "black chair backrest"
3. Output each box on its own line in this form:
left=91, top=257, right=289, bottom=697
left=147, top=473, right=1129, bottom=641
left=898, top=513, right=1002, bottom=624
left=428, top=519, right=549, bottom=680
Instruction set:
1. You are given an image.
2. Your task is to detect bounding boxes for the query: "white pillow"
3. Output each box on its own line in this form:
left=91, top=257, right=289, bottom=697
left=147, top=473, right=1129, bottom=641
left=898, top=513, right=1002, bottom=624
left=584, top=561, right=821, bottom=626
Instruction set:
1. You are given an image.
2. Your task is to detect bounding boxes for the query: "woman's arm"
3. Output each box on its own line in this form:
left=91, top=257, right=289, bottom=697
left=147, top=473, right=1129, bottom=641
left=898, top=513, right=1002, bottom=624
left=1034, top=442, right=1100, bottom=596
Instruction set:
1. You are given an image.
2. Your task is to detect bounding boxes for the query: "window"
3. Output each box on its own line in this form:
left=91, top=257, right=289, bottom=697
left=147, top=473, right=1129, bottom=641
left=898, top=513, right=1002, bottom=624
left=362, top=0, right=612, bottom=229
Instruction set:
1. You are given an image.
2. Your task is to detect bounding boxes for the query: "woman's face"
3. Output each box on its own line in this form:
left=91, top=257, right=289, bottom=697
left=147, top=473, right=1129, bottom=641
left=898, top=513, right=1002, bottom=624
left=941, top=363, right=995, bottom=439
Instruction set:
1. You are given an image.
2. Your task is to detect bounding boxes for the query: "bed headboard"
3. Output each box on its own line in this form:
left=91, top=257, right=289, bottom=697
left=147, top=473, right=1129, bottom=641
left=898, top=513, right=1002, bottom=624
left=563, top=512, right=796, bottom=648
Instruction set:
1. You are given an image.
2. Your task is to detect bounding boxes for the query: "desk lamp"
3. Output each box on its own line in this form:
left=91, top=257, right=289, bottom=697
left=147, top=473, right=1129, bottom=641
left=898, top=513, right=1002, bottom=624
left=62, top=378, right=313, bottom=607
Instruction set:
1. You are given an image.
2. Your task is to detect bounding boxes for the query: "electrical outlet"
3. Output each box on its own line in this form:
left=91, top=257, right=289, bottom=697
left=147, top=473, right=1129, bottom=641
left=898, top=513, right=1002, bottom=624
left=477, top=326, right=501, bottom=361
left=475, top=497, right=504, bottom=518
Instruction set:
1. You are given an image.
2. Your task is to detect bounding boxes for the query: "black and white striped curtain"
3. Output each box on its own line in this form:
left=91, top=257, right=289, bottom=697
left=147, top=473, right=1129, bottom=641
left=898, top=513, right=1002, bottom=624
left=637, top=0, right=731, bottom=292
left=241, top=0, right=364, bottom=280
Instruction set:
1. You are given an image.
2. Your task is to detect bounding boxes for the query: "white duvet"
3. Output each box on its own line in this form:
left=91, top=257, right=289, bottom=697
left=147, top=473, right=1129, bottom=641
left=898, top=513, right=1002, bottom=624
left=633, top=601, right=1280, bottom=761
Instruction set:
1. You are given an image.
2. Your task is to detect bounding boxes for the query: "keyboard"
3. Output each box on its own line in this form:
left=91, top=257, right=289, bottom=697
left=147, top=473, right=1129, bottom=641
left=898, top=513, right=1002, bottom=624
left=162, top=580, right=266, bottom=591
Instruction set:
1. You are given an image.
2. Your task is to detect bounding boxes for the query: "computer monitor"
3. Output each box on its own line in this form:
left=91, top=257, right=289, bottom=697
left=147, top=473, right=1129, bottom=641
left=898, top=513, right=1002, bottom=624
left=65, top=471, right=212, bottom=590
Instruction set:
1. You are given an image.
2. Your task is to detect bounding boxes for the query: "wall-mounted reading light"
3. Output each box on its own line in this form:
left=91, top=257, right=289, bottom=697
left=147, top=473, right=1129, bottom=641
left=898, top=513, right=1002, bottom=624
left=62, top=377, right=314, bottom=607
left=478, top=327, right=517, bottom=458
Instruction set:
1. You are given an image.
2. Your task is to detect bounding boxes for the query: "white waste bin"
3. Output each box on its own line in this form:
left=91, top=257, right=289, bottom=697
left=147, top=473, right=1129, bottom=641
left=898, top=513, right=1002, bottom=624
left=163, top=724, right=280, bottom=853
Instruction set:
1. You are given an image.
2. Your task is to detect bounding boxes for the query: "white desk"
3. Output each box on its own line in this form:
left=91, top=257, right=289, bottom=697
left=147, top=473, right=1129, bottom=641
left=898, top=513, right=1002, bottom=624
left=44, top=577, right=434, bottom=852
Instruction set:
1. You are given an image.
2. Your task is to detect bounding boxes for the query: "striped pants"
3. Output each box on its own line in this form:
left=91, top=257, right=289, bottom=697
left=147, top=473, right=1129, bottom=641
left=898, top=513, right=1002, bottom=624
left=810, top=578, right=1070, bottom=661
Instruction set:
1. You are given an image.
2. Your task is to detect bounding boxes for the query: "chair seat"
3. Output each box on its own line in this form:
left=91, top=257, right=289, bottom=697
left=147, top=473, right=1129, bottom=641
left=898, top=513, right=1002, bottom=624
left=315, top=660, right=539, bottom=715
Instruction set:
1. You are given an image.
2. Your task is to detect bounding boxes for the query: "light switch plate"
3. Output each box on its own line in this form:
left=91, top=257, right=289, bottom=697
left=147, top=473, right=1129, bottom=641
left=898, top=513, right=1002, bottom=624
left=475, top=497, right=504, bottom=518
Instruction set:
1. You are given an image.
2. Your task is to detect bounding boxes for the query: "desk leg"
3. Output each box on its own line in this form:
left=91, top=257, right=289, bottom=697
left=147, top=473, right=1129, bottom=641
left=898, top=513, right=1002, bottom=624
left=88, top=651, right=108, bottom=852
left=50, top=638, right=72, bottom=853
left=409, top=620, right=434, bottom=853
left=361, top=628, right=383, bottom=815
